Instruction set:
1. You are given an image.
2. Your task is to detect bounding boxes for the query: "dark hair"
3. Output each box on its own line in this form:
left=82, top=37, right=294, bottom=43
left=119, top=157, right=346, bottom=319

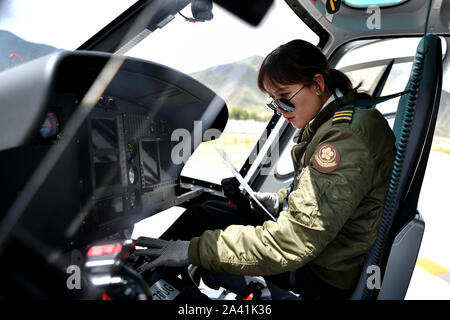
left=258, top=39, right=354, bottom=96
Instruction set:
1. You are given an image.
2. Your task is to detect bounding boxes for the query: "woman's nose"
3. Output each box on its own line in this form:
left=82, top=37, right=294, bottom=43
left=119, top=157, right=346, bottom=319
left=276, top=107, right=284, bottom=115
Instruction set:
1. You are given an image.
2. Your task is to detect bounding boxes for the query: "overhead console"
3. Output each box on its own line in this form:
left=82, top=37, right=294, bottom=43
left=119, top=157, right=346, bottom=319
left=0, top=50, right=228, bottom=250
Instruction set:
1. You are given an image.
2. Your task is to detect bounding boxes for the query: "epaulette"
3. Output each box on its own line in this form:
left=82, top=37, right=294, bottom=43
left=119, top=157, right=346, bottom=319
left=332, top=105, right=354, bottom=125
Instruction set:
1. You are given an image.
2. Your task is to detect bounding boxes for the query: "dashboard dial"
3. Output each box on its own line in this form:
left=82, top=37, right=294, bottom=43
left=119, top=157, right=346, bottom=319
left=40, top=112, right=59, bottom=138
left=128, top=166, right=137, bottom=184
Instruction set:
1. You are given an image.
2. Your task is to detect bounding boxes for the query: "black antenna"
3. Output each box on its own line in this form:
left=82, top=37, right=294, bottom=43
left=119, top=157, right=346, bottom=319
left=424, top=0, right=433, bottom=34
left=178, top=0, right=213, bottom=23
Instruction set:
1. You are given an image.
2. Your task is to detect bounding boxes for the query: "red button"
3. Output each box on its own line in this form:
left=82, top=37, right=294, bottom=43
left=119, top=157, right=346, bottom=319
left=87, top=244, right=123, bottom=257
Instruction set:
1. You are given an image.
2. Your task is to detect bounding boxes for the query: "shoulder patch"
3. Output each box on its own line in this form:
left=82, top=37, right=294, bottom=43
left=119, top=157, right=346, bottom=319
left=312, top=143, right=340, bottom=173
left=332, top=106, right=354, bottom=125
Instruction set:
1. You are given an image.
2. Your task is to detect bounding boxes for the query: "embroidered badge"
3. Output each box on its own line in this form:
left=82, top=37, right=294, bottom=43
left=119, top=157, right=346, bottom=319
left=312, top=143, right=340, bottom=173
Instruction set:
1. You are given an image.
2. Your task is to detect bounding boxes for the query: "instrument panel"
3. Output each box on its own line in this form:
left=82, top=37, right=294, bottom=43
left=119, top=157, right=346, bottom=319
left=88, top=96, right=177, bottom=229
left=0, top=50, right=228, bottom=249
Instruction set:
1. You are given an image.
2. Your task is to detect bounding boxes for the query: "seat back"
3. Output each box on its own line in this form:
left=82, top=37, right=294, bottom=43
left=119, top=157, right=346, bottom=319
left=350, top=34, right=443, bottom=300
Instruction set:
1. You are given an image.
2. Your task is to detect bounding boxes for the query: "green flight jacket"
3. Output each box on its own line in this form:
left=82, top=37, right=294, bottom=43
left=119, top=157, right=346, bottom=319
left=188, top=92, right=396, bottom=290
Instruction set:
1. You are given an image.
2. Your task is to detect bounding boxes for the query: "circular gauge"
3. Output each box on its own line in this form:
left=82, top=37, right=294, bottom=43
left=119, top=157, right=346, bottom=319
left=40, top=112, right=59, bottom=138
left=128, top=166, right=137, bottom=184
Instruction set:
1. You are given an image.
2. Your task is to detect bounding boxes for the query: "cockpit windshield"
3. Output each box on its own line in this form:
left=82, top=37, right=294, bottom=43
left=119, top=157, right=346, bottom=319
left=0, top=0, right=319, bottom=185
left=125, top=1, right=319, bottom=184
left=0, top=0, right=137, bottom=69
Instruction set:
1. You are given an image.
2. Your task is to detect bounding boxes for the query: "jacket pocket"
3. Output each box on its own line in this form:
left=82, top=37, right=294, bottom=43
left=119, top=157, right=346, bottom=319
left=287, top=168, right=325, bottom=229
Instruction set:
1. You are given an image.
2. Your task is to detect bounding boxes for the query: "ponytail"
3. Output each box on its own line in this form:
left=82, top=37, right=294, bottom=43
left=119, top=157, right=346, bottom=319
left=322, top=68, right=354, bottom=95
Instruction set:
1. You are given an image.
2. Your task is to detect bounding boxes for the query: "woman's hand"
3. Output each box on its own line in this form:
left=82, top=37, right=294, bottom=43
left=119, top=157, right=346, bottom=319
left=254, top=192, right=279, bottom=217
left=134, top=237, right=190, bottom=272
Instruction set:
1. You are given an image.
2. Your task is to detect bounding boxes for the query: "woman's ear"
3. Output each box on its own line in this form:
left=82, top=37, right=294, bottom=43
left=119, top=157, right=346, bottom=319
left=312, top=73, right=327, bottom=93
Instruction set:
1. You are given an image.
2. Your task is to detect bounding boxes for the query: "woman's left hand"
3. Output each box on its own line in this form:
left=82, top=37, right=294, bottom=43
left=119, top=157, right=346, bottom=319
left=134, top=237, right=190, bottom=271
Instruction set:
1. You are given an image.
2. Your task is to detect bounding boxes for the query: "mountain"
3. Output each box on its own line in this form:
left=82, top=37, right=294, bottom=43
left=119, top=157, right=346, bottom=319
left=1, top=30, right=448, bottom=138
left=190, top=55, right=265, bottom=103
left=0, top=30, right=59, bottom=71
left=190, top=55, right=450, bottom=137
left=190, top=55, right=273, bottom=121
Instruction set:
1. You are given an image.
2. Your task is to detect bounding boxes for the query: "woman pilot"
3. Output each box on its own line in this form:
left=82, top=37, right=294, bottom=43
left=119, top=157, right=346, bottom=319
left=134, top=39, right=396, bottom=300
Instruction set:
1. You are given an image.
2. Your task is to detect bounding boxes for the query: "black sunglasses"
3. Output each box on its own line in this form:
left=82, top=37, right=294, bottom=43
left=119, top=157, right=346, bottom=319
left=266, top=85, right=308, bottom=113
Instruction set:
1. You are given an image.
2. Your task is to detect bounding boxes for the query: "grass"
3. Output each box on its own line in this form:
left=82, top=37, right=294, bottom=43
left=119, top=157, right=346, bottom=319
left=431, top=137, right=450, bottom=154
left=431, top=145, right=450, bottom=154
left=188, top=132, right=260, bottom=167
left=185, top=132, right=450, bottom=184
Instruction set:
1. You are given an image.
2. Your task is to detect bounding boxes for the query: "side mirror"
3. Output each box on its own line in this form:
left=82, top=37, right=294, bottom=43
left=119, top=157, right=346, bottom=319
left=213, top=0, right=274, bottom=26
left=191, top=0, right=214, bottom=22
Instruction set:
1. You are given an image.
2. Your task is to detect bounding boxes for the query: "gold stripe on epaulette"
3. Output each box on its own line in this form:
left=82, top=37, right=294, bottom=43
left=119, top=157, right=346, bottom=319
left=333, top=114, right=353, bottom=119
left=334, top=111, right=353, bottom=115
left=334, top=113, right=353, bottom=117
left=333, top=116, right=352, bottom=121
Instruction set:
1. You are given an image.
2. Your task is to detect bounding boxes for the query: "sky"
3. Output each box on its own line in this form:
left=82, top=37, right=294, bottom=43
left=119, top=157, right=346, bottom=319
left=0, top=0, right=136, bottom=49
left=0, top=0, right=318, bottom=74
left=1, top=1, right=445, bottom=84
left=126, top=1, right=319, bottom=73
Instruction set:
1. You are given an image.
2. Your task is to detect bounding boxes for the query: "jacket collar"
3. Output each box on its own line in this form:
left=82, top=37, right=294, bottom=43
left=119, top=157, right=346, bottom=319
left=308, top=89, right=359, bottom=133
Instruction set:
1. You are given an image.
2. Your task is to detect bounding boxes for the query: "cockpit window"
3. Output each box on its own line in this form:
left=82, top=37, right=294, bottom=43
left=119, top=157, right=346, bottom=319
left=126, top=0, right=319, bottom=184
left=0, top=0, right=137, bottom=71
left=343, top=0, right=409, bottom=7
left=275, top=36, right=448, bottom=178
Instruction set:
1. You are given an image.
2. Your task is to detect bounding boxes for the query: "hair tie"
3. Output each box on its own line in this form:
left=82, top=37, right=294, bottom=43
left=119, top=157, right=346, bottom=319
left=323, top=69, right=335, bottom=89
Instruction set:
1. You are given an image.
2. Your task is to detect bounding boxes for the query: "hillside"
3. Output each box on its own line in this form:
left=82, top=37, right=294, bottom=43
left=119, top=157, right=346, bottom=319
left=190, top=55, right=273, bottom=121
left=0, top=30, right=58, bottom=71
left=0, top=30, right=448, bottom=138
left=190, top=55, right=450, bottom=136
